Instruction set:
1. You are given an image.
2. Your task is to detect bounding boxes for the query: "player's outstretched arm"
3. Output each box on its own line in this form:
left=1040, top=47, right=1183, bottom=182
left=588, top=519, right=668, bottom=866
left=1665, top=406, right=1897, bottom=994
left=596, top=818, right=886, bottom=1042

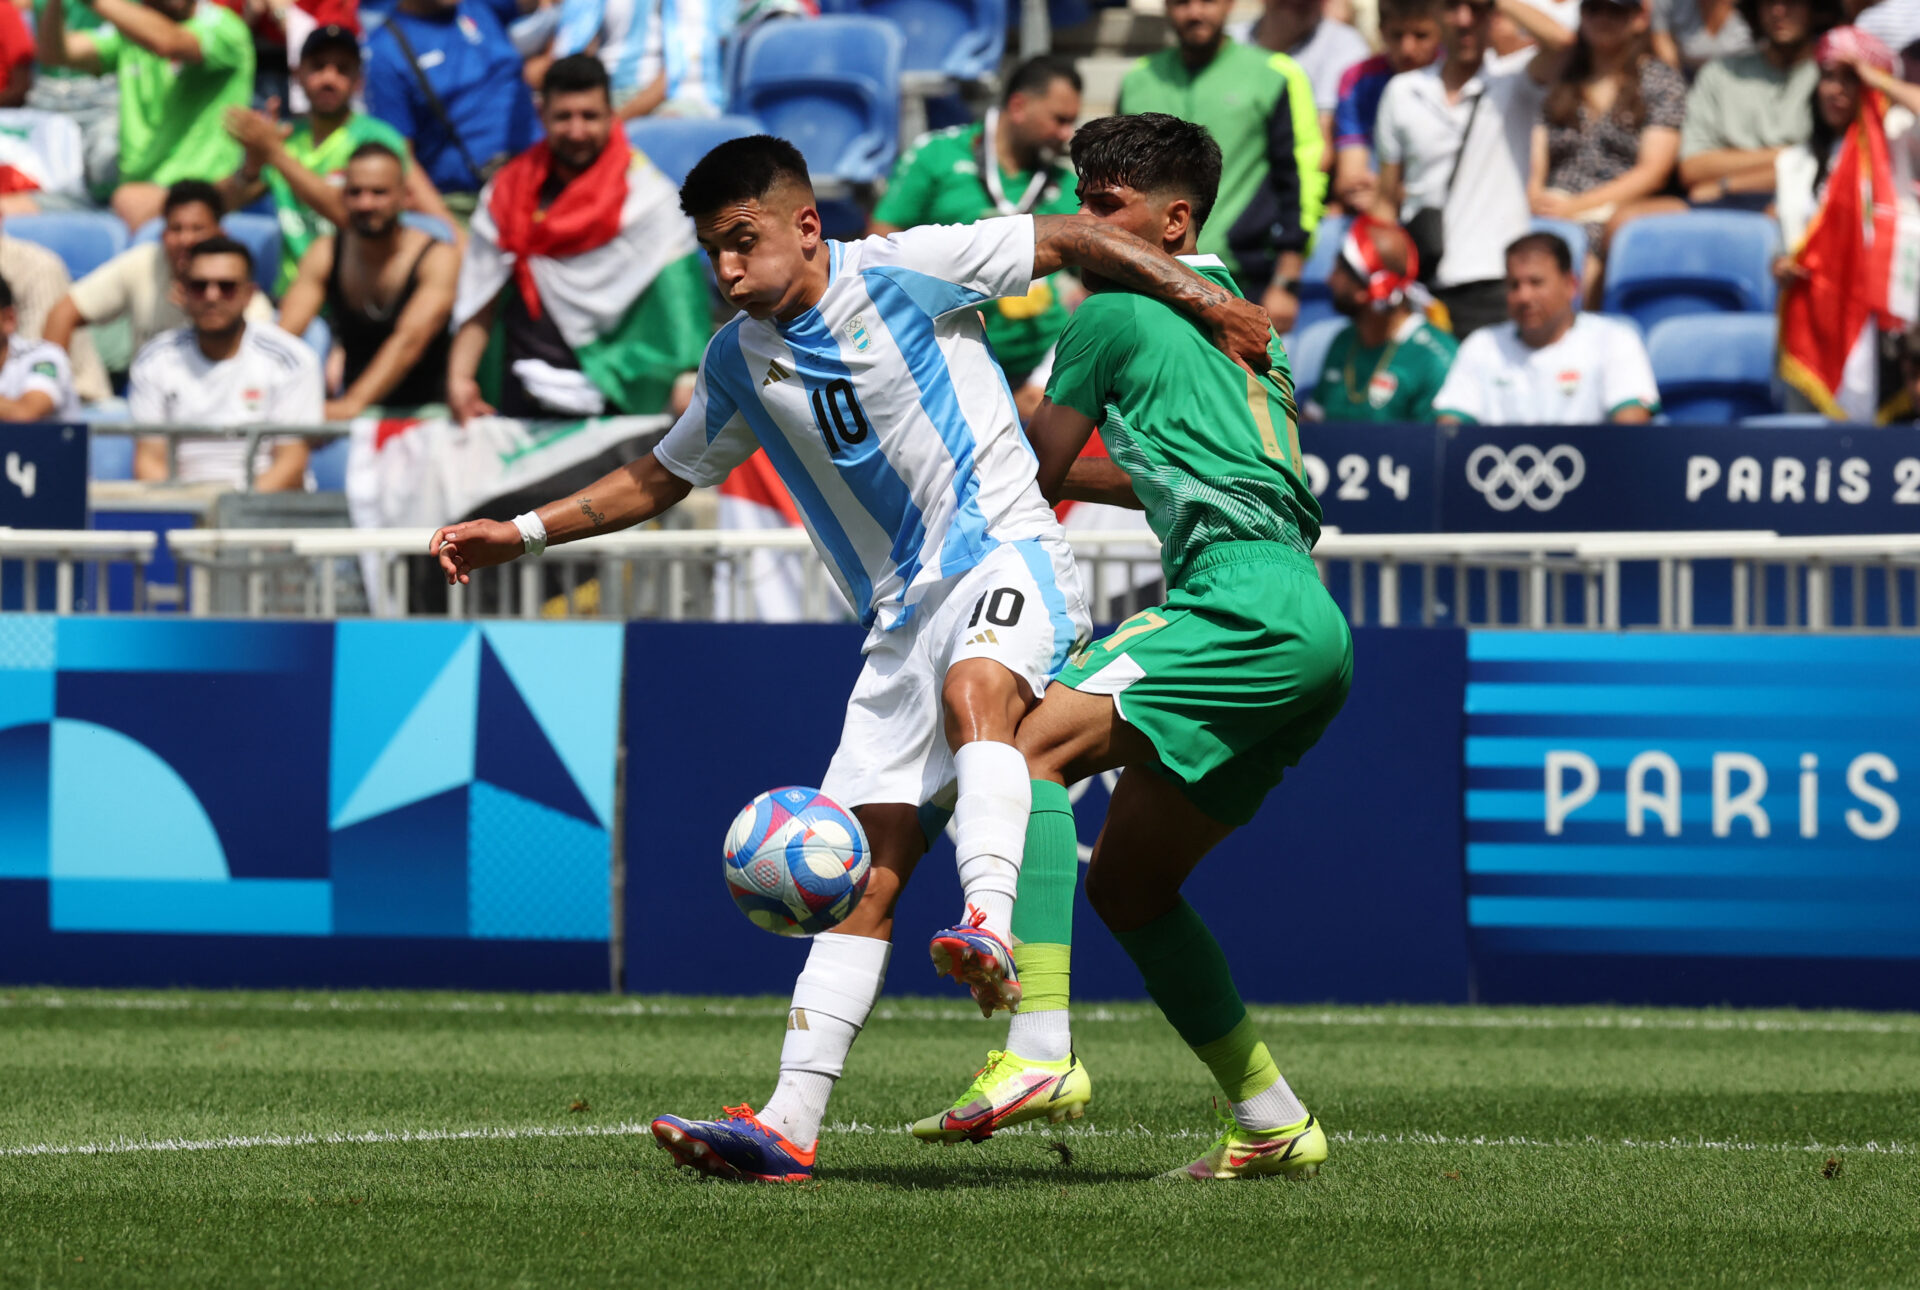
left=430, top=452, right=695, bottom=585
left=1029, top=214, right=1274, bottom=373
left=1027, top=398, right=1142, bottom=510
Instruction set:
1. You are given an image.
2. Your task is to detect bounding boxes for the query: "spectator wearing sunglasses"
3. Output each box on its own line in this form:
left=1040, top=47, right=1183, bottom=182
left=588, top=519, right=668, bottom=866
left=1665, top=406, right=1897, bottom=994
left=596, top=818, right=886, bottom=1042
left=130, top=235, right=322, bottom=492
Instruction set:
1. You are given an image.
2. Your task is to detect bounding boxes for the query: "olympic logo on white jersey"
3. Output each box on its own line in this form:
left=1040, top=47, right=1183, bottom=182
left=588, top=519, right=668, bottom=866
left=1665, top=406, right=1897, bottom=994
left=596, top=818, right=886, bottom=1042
left=1464, top=443, right=1587, bottom=512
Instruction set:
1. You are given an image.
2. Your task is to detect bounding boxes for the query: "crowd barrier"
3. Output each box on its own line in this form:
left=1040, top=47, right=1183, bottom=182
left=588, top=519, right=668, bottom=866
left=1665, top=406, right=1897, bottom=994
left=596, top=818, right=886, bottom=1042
left=2, top=618, right=1914, bottom=1009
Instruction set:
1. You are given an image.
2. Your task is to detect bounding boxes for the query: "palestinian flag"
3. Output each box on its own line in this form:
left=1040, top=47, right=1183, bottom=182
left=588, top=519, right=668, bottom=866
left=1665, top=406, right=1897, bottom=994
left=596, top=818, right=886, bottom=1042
left=456, top=129, right=711, bottom=416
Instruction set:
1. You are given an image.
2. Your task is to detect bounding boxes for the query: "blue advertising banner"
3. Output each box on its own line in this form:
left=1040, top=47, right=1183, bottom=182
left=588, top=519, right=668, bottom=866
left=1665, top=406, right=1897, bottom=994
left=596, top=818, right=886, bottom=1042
left=624, top=624, right=1470, bottom=1005
left=0, top=422, right=86, bottom=529
left=0, top=617, right=622, bottom=990
left=1465, top=633, right=1920, bottom=1007
left=1304, top=423, right=1920, bottom=535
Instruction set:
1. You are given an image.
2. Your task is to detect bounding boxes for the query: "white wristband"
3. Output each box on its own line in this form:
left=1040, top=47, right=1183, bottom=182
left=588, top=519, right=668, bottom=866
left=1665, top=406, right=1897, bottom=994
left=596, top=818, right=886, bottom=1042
left=511, top=511, right=547, bottom=558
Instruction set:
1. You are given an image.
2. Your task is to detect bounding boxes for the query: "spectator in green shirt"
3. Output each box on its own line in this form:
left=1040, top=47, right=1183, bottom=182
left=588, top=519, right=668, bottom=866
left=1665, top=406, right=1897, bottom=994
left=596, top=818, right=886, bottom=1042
left=870, top=55, right=1083, bottom=419
left=1307, top=216, right=1456, bottom=422
left=1119, top=0, right=1325, bottom=333
left=36, top=0, right=254, bottom=230
left=218, top=25, right=459, bottom=297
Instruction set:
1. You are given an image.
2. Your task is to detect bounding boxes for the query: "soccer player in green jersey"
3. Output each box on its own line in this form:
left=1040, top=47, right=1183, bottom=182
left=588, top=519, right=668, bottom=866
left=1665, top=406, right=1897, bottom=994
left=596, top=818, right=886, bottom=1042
left=1022, top=112, right=1352, bottom=1180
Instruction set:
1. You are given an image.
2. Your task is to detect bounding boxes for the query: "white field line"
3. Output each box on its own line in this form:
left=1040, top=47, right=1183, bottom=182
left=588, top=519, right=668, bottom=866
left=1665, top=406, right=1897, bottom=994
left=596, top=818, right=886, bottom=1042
left=4, top=993, right=1919, bottom=1037
left=0, top=1120, right=1909, bottom=1161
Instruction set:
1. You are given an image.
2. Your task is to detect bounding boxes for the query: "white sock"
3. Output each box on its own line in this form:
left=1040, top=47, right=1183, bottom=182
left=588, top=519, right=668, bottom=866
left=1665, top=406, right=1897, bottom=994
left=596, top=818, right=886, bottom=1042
left=1006, top=1007, right=1071, bottom=1063
left=951, top=741, right=1031, bottom=944
left=757, top=931, right=891, bottom=1151
left=1231, top=1075, right=1309, bottom=1133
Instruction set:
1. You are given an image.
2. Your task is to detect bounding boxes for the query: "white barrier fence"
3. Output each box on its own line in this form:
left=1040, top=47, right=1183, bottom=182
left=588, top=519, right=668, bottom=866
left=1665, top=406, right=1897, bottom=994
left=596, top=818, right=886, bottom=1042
left=8, top=527, right=1920, bottom=630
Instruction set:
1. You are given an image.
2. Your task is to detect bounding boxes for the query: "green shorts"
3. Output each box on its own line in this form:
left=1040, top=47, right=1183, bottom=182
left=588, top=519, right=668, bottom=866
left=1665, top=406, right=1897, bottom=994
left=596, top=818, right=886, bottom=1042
left=1055, top=542, right=1353, bottom=826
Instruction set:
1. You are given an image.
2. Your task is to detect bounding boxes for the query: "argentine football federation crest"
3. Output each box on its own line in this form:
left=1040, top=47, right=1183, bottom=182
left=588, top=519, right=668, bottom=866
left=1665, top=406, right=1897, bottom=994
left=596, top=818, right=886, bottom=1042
left=845, top=315, right=872, bottom=351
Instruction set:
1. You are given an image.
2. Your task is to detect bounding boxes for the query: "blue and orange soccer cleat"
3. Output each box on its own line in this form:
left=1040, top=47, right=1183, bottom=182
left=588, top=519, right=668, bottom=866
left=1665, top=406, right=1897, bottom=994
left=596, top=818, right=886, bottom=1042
left=929, top=906, right=1022, bottom=1016
left=650, top=1104, right=816, bottom=1183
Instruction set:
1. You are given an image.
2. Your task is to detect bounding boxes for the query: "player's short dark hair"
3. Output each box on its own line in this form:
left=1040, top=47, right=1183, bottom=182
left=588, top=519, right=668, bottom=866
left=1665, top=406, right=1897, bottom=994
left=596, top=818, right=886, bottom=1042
left=543, top=52, right=612, bottom=101
left=347, top=140, right=405, bottom=169
left=1506, top=231, right=1573, bottom=275
left=680, top=135, right=813, bottom=221
left=186, top=233, right=254, bottom=275
left=1379, top=0, right=1445, bottom=24
left=1070, top=112, right=1223, bottom=232
left=164, top=179, right=225, bottom=220
left=1002, top=54, right=1081, bottom=106
left=0, top=274, right=14, bottom=310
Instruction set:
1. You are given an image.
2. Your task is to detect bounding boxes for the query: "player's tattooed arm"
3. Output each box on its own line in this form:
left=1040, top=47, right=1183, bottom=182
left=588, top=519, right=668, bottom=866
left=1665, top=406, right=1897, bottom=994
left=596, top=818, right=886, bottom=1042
left=1029, top=214, right=1274, bottom=374
left=429, top=452, right=694, bottom=585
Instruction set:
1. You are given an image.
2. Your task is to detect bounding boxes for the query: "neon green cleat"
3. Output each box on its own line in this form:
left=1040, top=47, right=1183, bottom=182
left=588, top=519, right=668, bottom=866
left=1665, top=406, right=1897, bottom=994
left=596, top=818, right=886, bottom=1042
left=1155, top=1112, right=1327, bottom=1181
left=911, top=1049, right=1092, bottom=1143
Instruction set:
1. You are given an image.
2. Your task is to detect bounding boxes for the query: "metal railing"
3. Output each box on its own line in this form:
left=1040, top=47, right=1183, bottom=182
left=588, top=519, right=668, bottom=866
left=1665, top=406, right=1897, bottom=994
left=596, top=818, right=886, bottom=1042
left=88, top=423, right=355, bottom=491
left=0, top=529, right=158, bottom=612
left=16, top=527, right=1920, bottom=630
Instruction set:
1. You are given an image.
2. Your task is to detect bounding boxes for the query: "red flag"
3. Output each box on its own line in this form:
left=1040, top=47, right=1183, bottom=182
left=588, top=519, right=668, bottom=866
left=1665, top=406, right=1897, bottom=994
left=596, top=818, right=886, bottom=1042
left=1778, top=91, right=1903, bottom=415
left=488, top=130, right=634, bottom=322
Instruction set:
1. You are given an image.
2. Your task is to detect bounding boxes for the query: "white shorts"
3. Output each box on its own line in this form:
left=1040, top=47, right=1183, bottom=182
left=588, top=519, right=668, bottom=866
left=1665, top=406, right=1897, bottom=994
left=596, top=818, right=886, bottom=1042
left=820, top=535, right=1090, bottom=818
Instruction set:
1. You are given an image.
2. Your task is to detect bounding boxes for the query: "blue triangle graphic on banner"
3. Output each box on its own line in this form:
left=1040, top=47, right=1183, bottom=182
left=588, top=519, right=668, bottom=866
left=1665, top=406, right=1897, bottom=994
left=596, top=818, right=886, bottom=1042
left=474, top=640, right=598, bottom=826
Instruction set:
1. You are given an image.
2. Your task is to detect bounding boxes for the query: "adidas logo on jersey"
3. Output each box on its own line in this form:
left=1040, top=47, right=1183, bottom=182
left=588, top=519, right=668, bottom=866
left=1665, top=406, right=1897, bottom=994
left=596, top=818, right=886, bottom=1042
left=762, top=360, right=792, bottom=386
left=968, top=629, right=1000, bottom=647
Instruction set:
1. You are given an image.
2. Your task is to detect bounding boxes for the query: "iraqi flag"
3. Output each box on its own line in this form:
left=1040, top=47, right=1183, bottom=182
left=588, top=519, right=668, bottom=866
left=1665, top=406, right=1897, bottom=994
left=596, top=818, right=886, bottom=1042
left=1778, top=89, right=1920, bottom=418
left=455, top=129, right=711, bottom=416
left=715, top=451, right=850, bottom=622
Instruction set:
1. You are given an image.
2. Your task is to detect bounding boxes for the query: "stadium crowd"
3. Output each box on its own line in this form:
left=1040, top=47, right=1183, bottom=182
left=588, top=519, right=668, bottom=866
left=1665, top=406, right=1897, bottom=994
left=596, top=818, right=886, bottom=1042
left=3, top=0, right=1920, bottom=494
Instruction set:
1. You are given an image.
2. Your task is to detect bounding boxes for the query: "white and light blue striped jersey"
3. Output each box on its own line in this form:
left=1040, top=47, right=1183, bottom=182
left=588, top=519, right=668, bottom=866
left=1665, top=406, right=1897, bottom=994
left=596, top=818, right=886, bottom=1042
left=654, top=216, right=1063, bottom=635
left=552, top=0, right=725, bottom=109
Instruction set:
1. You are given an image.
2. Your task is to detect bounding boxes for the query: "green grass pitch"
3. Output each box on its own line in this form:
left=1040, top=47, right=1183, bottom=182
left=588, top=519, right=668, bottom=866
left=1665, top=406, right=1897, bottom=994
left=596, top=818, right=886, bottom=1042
left=3, top=988, right=1917, bottom=1288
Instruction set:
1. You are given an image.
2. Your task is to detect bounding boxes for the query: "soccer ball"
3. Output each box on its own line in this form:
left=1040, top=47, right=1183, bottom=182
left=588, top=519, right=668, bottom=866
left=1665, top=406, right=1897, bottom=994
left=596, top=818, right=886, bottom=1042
left=723, top=787, right=870, bottom=937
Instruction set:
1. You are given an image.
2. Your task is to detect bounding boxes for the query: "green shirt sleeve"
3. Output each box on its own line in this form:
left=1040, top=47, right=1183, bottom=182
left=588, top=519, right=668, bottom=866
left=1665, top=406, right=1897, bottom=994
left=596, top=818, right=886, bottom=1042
left=1044, top=295, right=1138, bottom=422
left=872, top=139, right=938, bottom=228
left=186, top=6, right=249, bottom=69
left=88, top=22, right=123, bottom=69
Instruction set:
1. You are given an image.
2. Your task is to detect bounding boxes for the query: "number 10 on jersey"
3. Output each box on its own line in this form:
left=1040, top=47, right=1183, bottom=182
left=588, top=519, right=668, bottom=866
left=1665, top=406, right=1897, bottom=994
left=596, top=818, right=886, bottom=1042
left=811, top=379, right=871, bottom=455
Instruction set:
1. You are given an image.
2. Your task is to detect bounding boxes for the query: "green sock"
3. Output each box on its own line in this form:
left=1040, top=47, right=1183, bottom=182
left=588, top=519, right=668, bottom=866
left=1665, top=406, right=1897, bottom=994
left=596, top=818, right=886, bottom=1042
left=1113, top=899, right=1280, bottom=1102
left=1010, top=779, right=1076, bottom=1013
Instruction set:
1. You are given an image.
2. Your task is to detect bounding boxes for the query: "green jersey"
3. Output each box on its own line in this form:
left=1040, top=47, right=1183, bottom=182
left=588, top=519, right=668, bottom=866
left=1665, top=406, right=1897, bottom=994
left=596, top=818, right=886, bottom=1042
left=268, top=114, right=411, bottom=295
left=94, top=2, right=253, bottom=186
left=1311, top=316, right=1457, bottom=423
left=1118, top=41, right=1325, bottom=293
left=1045, top=255, right=1322, bottom=587
left=872, top=123, right=1079, bottom=381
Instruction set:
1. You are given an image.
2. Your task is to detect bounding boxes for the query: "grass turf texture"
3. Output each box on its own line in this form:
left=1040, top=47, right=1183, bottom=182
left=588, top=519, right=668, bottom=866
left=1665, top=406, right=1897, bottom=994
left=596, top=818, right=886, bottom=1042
left=2, top=990, right=1917, bottom=1288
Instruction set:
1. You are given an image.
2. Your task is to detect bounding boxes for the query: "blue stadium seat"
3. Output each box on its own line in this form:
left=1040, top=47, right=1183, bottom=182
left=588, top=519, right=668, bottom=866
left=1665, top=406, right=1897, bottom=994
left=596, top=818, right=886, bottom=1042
left=1603, top=211, right=1780, bottom=332
left=1648, top=313, right=1780, bottom=422
left=1284, top=315, right=1348, bottom=405
left=1741, top=412, right=1833, bottom=427
left=309, top=437, right=350, bottom=492
left=835, top=0, right=1005, bottom=83
left=220, top=212, right=282, bottom=295
left=400, top=211, right=456, bottom=243
left=301, top=316, right=331, bottom=361
left=6, top=212, right=126, bottom=280
left=89, top=432, right=136, bottom=481
left=1529, top=215, right=1588, bottom=276
left=732, top=17, right=904, bottom=185
left=626, top=114, right=764, bottom=188
left=1289, top=215, right=1350, bottom=338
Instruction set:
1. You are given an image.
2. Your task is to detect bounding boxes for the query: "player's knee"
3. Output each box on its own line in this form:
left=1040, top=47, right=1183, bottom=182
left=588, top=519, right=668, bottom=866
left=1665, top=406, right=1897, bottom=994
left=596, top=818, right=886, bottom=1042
left=940, top=660, right=1029, bottom=746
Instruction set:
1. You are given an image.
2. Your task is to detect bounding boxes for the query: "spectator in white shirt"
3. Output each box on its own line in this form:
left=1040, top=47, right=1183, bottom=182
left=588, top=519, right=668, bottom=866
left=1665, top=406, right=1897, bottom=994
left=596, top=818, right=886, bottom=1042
left=130, top=235, right=321, bottom=492
left=1372, top=0, right=1574, bottom=338
left=1433, top=230, right=1660, bottom=422
left=0, top=274, right=79, bottom=420
left=1235, top=0, right=1375, bottom=151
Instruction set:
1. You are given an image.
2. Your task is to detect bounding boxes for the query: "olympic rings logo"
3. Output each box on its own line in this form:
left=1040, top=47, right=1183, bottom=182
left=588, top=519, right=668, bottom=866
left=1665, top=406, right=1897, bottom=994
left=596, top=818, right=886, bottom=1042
left=1464, top=443, right=1587, bottom=512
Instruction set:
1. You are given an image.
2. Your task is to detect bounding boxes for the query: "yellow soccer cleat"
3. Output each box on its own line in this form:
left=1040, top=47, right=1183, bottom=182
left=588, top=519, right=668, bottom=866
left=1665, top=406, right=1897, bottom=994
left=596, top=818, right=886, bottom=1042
left=1156, top=1112, right=1327, bottom=1181
left=911, top=1049, right=1092, bottom=1143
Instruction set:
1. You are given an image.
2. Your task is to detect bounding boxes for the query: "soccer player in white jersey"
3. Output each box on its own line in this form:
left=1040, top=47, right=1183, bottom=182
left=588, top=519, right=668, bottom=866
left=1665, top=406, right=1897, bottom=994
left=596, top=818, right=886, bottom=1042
left=430, top=134, right=1273, bottom=1183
